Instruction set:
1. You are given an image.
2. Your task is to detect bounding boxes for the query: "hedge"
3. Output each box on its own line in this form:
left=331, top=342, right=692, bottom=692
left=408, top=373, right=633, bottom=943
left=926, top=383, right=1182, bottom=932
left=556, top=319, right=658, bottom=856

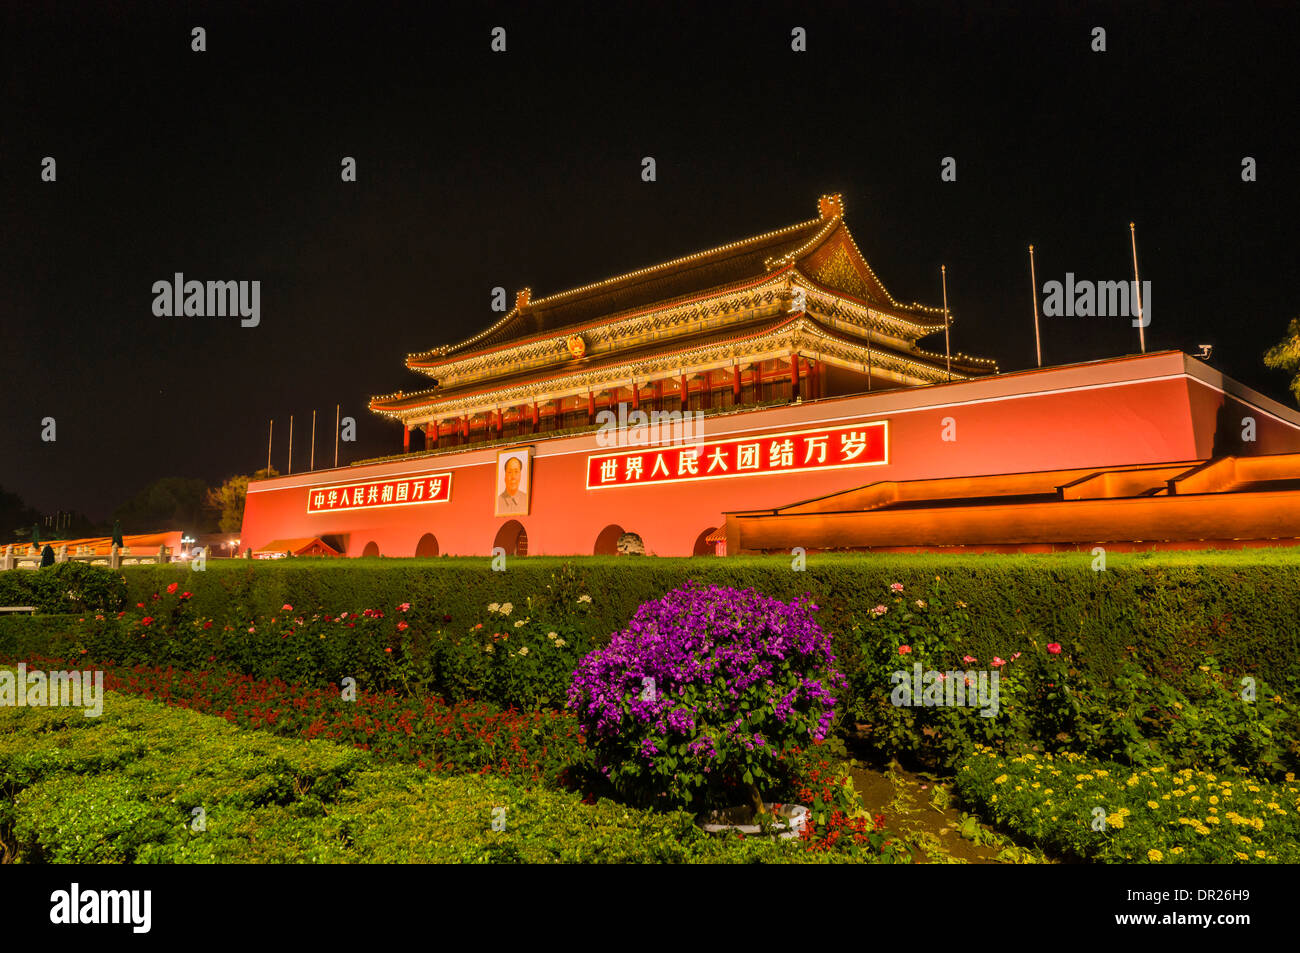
left=0, top=562, right=126, bottom=613
left=0, top=677, right=850, bottom=864
left=111, top=551, right=1300, bottom=690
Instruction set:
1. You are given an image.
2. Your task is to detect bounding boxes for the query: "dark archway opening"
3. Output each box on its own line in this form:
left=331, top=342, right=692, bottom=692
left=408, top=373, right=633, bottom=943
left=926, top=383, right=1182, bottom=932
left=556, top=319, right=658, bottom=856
left=493, top=520, right=529, bottom=556
left=693, top=526, right=719, bottom=556
left=594, top=524, right=624, bottom=555
left=361, top=541, right=380, bottom=558
left=415, top=533, right=440, bottom=557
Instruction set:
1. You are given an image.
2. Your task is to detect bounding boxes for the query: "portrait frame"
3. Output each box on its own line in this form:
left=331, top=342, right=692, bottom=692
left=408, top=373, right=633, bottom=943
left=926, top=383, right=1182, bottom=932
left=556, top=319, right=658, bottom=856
left=494, top=446, right=534, bottom=517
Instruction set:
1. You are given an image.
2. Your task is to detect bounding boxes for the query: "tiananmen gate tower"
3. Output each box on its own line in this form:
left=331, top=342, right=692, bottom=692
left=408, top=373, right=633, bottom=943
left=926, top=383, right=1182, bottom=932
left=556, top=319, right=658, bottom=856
left=240, top=194, right=1300, bottom=557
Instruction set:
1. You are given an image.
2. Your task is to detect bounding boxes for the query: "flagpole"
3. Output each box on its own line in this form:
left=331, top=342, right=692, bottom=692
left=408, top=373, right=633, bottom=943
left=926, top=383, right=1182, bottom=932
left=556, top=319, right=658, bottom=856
left=310, top=410, right=317, bottom=471
left=1130, top=222, right=1145, bottom=354
left=266, top=419, right=273, bottom=473
left=288, top=414, right=294, bottom=475
left=941, top=265, right=952, bottom=381
left=1029, top=244, right=1042, bottom=367
left=334, top=404, right=341, bottom=468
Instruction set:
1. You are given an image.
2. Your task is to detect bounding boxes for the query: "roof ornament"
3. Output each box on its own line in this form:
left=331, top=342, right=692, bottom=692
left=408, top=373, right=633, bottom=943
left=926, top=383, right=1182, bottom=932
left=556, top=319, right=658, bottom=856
left=817, top=193, right=844, bottom=220
left=516, top=288, right=532, bottom=310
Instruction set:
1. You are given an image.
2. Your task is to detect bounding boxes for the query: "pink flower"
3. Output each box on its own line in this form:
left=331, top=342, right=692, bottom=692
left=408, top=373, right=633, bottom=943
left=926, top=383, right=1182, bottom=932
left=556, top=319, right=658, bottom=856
left=397, top=621, right=409, bottom=631
left=282, top=603, right=293, bottom=612
left=992, top=657, right=1006, bottom=667
left=398, top=602, right=411, bottom=612
left=1047, top=643, right=1062, bottom=655
left=248, top=626, right=256, bottom=633
left=871, top=605, right=888, bottom=617
left=898, top=645, right=911, bottom=655
left=1011, top=651, right=1021, bottom=660
left=962, top=655, right=977, bottom=664
left=181, top=591, right=192, bottom=600
left=889, top=582, right=904, bottom=592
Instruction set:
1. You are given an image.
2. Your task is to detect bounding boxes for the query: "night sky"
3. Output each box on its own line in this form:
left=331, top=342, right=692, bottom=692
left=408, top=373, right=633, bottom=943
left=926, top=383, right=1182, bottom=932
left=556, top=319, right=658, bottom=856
left=4, top=0, right=1298, bottom=521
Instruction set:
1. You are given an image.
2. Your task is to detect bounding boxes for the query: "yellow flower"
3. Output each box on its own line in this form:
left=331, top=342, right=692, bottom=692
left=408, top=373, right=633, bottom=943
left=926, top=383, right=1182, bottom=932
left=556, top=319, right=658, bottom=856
left=1235, top=852, right=1250, bottom=860
left=1170, top=847, right=1184, bottom=855
left=1076, top=774, right=1094, bottom=782
left=1209, top=796, right=1219, bottom=805
left=1147, top=849, right=1163, bottom=862
left=1147, top=801, right=1160, bottom=810
left=994, top=775, right=1008, bottom=784
left=1256, top=850, right=1266, bottom=859
left=1107, top=814, right=1125, bottom=829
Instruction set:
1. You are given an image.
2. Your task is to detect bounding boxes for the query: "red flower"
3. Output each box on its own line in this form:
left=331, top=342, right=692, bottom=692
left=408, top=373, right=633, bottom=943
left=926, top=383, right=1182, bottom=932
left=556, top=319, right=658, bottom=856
left=203, top=621, right=213, bottom=629
left=181, top=592, right=192, bottom=600
left=136, top=603, right=145, bottom=609
left=1047, top=643, right=1062, bottom=655
left=397, top=621, right=409, bottom=631
left=282, top=603, right=293, bottom=612
left=385, top=647, right=393, bottom=654
left=167, top=583, right=179, bottom=594
left=398, top=602, right=411, bottom=612
left=898, top=645, right=911, bottom=655
left=141, top=616, right=154, bottom=626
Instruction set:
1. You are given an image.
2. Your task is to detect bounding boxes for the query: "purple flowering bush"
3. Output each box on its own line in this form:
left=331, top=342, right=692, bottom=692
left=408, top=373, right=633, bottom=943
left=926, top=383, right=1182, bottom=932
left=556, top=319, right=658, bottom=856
left=566, top=582, right=846, bottom=812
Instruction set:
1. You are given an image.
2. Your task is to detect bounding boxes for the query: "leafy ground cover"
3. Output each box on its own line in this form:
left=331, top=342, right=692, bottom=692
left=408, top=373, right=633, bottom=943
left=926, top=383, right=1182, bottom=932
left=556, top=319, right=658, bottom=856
left=0, top=676, right=894, bottom=864
left=955, top=746, right=1300, bottom=863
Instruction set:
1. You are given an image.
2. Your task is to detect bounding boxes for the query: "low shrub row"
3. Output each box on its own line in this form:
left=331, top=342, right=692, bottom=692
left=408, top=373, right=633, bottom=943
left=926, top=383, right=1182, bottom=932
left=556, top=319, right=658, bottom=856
left=10, top=653, right=585, bottom=785
left=108, top=550, right=1300, bottom=693
left=840, top=581, right=1300, bottom=778
left=955, top=746, right=1300, bottom=863
left=0, top=677, right=883, bottom=863
left=0, top=562, right=127, bottom=613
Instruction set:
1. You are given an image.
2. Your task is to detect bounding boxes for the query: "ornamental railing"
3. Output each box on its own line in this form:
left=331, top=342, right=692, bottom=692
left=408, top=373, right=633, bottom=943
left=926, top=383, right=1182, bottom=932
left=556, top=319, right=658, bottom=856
left=0, top=544, right=172, bottom=571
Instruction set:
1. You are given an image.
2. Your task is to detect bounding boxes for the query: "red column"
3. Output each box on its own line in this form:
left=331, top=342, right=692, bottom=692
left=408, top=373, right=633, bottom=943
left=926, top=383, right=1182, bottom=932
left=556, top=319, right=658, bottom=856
left=732, top=364, right=741, bottom=403
left=531, top=401, right=539, bottom=434
left=587, top=391, right=595, bottom=423
left=461, top=417, right=469, bottom=440
left=403, top=425, right=411, bottom=452
left=680, top=374, right=688, bottom=411
left=632, top=380, right=640, bottom=411
left=790, top=354, right=800, bottom=401
left=495, top=409, right=503, bottom=437
left=427, top=422, right=439, bottom=449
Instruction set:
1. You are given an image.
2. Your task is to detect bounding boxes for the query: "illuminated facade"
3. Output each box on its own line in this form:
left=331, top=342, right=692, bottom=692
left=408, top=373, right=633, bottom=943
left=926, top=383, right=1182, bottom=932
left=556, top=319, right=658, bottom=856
left=240, top=196, right=1300, bottom=556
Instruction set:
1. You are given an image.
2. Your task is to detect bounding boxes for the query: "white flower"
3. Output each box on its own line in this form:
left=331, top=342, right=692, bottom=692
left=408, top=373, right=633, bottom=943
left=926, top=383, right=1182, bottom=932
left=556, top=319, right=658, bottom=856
left=555, top=639, right=566, bottom=647
left=514, top=619, right=526, bottom=628
left=518, top=646, right=529, bottom=656
left=577, top=594, right=591, bottom=604
left=499, top=602, right=513, bottom=615
left=547, top=631, right=557, bottom=640
left=488, top=602, right=499, bottom=613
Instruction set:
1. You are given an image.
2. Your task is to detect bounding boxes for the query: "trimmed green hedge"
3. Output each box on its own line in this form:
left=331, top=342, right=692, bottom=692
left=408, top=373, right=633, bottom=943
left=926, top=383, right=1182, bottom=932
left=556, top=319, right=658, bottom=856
left=0, top=679, right=844, bottom=864
left=111, top=551, right=1300, bottom=691
left=0, top=562, right=126, bottom=613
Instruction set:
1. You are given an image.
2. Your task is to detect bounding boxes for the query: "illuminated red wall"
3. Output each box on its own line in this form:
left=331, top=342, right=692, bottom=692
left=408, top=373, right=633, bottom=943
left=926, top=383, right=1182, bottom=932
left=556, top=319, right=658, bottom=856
left=241, top=352, right=1300, bottom=557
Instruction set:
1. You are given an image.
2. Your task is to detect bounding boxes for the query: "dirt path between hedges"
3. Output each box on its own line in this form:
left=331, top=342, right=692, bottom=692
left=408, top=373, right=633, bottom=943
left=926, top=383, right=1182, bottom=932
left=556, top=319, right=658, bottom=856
left=846, top=759, right=1057, bottom=864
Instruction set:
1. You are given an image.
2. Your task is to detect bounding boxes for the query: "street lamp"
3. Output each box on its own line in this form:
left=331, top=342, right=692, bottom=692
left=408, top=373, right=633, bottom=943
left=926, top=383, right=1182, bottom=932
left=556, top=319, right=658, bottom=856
left=181, top=534, right=196, bottom=558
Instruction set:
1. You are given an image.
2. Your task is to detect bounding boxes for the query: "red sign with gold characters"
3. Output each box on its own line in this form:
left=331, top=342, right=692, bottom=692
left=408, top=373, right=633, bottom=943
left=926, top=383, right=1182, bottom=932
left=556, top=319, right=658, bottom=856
left=307, top=470, right=453, bottom=513
left=585, top=421, right=887, bottom=489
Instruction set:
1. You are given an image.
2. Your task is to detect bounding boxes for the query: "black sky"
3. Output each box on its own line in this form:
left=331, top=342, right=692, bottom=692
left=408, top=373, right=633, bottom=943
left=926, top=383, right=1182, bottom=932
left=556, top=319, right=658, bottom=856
left=3, top=0, right=1298, bottom=521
